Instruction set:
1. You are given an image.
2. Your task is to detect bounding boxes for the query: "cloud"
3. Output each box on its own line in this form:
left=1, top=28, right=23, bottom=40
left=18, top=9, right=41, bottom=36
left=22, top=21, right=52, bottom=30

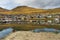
left=0, top=0, right=60, bottom=10
left=0, top=0, right=9, bottom=4
left=13, top=0, right=60, bottom=8
left=0, top=0, right=19, bottom=10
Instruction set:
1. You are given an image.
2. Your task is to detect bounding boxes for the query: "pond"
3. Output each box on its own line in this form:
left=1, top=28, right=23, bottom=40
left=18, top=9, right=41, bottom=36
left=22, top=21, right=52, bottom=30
left=0, top=28, right=13, bottom=39
left=32, top=28, right=60, bottom=33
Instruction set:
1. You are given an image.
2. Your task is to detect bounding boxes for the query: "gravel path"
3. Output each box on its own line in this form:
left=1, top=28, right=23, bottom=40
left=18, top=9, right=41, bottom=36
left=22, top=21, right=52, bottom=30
left=4, top=31, right=60, bottom=40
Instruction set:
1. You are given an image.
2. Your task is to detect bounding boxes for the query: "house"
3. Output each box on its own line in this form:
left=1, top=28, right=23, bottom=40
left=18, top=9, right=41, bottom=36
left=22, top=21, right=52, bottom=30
left=47, top=20, right=52, bottom=24
left=0, top=13, right=60, bottom=25
left=46, top=14, right=52, bottom=18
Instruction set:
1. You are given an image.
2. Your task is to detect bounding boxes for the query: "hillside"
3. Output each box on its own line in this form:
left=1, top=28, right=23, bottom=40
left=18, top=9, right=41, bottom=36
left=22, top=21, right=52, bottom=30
left=0, top=6, right=60, bottom=14
left=47, top=8, right=60, bottom=13
left=11, top=6, right=47, bottom=14
left=0, top=7, right=9, bottom=12
left=0, top=7, right=11, bottom=14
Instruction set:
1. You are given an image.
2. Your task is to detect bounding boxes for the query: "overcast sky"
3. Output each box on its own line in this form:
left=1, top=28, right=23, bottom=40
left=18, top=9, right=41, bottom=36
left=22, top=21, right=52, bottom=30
left=0, top=0, right=60, bottom=10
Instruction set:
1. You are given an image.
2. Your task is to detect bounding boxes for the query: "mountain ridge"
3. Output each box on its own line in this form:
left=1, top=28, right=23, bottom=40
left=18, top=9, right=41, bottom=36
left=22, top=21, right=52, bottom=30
left=0, top=6, right=60, bottom=14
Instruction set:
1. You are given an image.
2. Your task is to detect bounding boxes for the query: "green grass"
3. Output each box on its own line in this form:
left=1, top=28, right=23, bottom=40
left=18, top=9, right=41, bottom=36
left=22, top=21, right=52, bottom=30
left=0, top=24, right=60, bottom=31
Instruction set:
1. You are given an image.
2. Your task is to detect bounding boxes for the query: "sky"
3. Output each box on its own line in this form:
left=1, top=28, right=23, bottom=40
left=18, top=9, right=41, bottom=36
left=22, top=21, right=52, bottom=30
left=0, top=0, right=60, bottom=10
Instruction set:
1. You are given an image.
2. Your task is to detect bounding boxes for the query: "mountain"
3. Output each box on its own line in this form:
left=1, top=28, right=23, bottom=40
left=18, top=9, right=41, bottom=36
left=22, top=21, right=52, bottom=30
left=11, top=6, right=47, bottom=14
left=0, top=6, right=60, bottom=14
left=0, top=7, right=9, bottom=12
left=0, top=7, right=11, bottom=14
left=47, top=8, right=60, bottom=13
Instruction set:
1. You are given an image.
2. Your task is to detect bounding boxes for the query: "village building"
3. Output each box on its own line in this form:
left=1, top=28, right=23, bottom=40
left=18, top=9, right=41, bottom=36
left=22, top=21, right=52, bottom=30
left=0, top=13, right=60, bottom=25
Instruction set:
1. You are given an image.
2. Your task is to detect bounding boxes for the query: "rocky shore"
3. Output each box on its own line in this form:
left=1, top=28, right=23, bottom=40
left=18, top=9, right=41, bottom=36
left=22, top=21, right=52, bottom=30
left=3, top=31, right=60, bottom=40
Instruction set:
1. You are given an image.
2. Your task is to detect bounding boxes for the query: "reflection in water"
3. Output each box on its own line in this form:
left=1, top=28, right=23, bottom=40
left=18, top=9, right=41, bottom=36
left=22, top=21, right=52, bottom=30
left=0, top=28, right=13, bottom=39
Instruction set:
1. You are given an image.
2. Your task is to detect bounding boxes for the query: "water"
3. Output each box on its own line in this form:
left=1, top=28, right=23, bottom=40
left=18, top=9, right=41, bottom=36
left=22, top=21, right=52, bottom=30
left=32, top=28, right=60, bottom=33
left=0, top=28, right=13, bottom=39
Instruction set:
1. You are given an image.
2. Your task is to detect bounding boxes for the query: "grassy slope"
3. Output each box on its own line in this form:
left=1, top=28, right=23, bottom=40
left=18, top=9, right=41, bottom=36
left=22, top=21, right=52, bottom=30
left=0, top=24, right=60, bottom=31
